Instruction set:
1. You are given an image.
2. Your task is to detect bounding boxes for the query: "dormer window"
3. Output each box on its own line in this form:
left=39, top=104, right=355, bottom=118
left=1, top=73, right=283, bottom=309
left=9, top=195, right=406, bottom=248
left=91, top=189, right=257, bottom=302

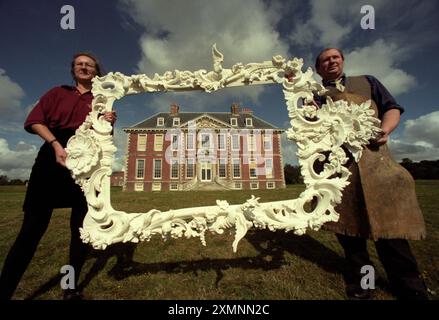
left=173, top=117, right=180, bottom=126
left=157, top=117, right=164, bottom=126
left=230, top=118, right=238, bottom=126
left=246, top=118, right=253, bottom=127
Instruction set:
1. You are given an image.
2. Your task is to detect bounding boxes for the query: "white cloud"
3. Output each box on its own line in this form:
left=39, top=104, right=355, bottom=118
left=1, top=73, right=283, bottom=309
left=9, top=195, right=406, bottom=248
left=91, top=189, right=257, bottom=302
left=287, top=0, right=438, bottom=57
left=147, top=86, right=266, bottom=117
left=122, top=0, right=288, bottom=72
left=281, top=132, right=298, bottom=165
left=112, top=127, right=128, bottom=172
left=344, top=40, right=416, bottom=96
left=288, top=0, right=386, bottom=48
left=404, top=111, right=439, bottom=148
left=0, top=121, right=26, bottom=134
left=120, top=0, right=288, bottom=111
left=287, top=1, right=419, bottom=96
left=0, top=68, right=25, bottom=117
left=112, top=155, right=126, bottom=172
left=388, top=111, right=439, bottom=161
left=0, top=138, right=37, bottom=180
left=388, top=139, right=439, bottom=162
left=0, top=132, right=128, bottom=180
left=280, top=111, right=439, bottom=166
left=0, top=101, right=38, bottom=136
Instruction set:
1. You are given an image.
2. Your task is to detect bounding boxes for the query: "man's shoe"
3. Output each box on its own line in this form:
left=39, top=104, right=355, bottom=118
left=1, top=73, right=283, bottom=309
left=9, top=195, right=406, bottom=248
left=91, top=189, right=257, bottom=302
left=346, top=284, right=373, bottom=300
left=63, top=289, right=84, bottom=300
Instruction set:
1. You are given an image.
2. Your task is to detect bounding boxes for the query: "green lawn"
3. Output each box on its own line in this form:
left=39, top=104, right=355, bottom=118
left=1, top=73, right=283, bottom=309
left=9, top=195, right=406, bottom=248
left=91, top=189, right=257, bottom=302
left=0, top=182, right=437, bottom=300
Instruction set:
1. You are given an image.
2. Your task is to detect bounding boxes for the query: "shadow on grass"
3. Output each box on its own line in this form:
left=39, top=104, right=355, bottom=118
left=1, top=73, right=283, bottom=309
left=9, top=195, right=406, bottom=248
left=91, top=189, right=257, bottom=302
left=26, top=230, right=348, bottom=299
left=94, top=231, right=348, bottom=286
left=24, top=242, right=137, bottom=300
left=24, top=274, right=63, bottom=300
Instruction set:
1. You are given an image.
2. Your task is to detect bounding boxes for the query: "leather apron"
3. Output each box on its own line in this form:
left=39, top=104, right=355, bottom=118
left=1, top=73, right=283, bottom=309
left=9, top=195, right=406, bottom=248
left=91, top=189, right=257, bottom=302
left=323, top=76, right=426, bottom=240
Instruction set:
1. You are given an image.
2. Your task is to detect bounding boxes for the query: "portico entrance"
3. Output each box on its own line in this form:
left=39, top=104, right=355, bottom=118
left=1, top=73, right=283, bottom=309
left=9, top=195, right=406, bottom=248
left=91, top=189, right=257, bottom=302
left=200, top=161, right=212, bottom=182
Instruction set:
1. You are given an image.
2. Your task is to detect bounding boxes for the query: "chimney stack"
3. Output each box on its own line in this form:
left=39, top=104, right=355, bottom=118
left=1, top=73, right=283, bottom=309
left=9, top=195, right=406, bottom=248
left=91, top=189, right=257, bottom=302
left=231, top=103, right=239, bottom=114
left=170, top=103, right=179, bottom=115
left=241, top=107, right=253, bottom=115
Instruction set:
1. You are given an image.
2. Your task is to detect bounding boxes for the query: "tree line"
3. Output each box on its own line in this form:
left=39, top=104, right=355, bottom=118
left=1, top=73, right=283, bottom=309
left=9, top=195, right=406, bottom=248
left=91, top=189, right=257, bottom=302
left=283, top=159, right=439, bottom=184
left=399, top=159, right=439, bottom=180
left=0, top=175, right=28, bottom=185
left=1, top=159, right=438, bottom=187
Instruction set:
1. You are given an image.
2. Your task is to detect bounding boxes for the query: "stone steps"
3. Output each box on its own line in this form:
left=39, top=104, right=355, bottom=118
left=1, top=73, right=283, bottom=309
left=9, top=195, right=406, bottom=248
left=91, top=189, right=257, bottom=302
left=190, top=181, right=229, bottom=191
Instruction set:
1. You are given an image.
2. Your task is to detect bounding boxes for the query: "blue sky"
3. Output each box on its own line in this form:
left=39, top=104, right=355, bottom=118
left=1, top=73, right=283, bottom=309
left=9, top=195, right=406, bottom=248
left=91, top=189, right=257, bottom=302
left=1, top=0, right=438, bottom=179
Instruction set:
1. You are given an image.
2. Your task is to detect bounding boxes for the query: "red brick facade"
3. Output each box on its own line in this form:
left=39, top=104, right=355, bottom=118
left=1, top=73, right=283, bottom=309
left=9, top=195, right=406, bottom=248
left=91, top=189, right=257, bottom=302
left=110, top=171, right=124, bottom=186
left=123, top=105, right=285, bottom=192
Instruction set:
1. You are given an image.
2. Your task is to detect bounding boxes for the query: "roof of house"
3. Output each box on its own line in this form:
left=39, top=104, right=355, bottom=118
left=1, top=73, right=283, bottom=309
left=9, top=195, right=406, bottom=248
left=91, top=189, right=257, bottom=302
left=123, top=110, right=283, bottom=131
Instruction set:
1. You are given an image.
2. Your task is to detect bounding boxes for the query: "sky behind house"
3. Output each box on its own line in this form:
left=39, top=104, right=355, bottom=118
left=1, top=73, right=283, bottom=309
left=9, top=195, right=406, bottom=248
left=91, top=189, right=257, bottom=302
left=1, top=0, right=438, bottom=180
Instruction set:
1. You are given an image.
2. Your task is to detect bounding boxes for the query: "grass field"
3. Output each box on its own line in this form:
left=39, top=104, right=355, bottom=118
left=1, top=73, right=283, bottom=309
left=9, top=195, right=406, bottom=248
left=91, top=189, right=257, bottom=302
left=0, top=181, right=437, bottom=300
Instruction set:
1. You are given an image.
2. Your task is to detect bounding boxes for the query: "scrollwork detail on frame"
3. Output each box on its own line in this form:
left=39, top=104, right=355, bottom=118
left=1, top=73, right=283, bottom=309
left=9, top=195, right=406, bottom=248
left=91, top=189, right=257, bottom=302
left=66, top=45, right=381, bottom=251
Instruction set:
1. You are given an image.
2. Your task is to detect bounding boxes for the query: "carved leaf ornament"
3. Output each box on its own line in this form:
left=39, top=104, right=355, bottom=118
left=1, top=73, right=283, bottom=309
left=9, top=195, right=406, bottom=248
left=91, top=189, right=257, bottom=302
left=65, top=45, right=381, bottom=251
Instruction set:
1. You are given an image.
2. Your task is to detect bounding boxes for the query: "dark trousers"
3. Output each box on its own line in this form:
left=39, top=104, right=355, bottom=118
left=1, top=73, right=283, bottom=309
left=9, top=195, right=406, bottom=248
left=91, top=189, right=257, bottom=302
left=337, top=234, right=428, bottom=299
left=0, top=202, right=89, bottom=300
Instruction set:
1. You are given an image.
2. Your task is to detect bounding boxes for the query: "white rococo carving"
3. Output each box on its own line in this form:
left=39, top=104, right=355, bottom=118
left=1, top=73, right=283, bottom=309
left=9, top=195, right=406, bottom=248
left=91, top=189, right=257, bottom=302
left=65, top=45, right=381, bottom=251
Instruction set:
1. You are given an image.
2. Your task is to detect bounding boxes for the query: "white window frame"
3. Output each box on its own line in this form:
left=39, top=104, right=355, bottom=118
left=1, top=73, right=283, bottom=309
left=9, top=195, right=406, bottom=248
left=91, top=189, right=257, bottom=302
left=135, top=159, right=145, bottom=179
left=234, top=182, right=242, bottom=190
left=250, top=182, right=259, bottom=190
left=266, top=182, right=275, bottom=189
left=232, top=158, right=241, bottom=179
left=231, top=134, right=240, bottom=151
left=230, top=118, right=238, bottom=126
left=186, top=133, right=195, bottom=150
left=249, top=159, right=257, bottom=179
left=170, top=183, right=178, bottom=191
left=217, top=133, right=226, bottom=150
left=153, top=159, right=162, bottom=179
left=247, top=134, right=256, bottom=152
left=171, top=134, right=179, bottom=151
left=265, top=158, right=273, bottom=178
left=264, top=134, right=273, bottom=151
left=186, top=158, right=195, bottom=178
left=218, top=158, right=227, bottom=178
left=200, top=133, right=211, bottom=149
left=157, top=117, right=165, bottom=126
left=173, top=117, right=180, bottom=126
left=134, top=182, right=144, bottom=191
left=152, top=182, right=161, bottom=191
left=137, top=134, right=147, bottom=151
left=170, top=158, right=179, bottom=179
left=245, top=118, right=253, bottom=127
left=200, top=161, right=212, bottom=182
left=154, top=134, right=164, bottom=151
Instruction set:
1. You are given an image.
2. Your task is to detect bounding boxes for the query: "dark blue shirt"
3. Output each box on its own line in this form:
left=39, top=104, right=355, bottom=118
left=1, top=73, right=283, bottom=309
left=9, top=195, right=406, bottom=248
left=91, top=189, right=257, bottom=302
left=314, top=74, right=404, bottom=120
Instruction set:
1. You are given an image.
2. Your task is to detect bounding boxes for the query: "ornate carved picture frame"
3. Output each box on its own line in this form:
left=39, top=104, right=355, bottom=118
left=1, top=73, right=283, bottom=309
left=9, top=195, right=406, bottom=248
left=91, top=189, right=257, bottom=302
left=65, top=45, right=380, bottom=251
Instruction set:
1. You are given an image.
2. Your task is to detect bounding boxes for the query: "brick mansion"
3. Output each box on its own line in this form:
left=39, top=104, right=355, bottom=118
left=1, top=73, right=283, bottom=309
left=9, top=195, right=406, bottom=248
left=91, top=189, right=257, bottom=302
left=121, top=103, right=286, bottom=192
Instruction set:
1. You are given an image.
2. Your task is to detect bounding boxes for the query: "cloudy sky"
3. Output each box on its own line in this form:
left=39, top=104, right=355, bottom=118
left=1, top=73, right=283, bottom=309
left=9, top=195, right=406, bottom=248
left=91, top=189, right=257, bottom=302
left=0, top=0, right=438, bottom=180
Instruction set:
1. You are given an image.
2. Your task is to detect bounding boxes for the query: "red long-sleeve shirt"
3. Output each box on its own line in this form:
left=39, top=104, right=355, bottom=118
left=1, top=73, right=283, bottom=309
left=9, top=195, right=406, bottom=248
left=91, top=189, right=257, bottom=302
left=24, top=86, right=93, bottom=133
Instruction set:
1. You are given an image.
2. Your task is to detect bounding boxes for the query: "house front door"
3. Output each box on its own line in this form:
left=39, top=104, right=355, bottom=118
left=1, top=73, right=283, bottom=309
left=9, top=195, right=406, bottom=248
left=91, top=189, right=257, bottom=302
left=201, top=161, right=212, bottom=182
